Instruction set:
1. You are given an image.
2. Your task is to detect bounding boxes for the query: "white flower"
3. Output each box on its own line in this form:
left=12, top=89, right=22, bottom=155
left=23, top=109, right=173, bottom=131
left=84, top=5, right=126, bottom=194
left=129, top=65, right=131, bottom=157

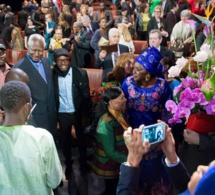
left=193, top=50, right=209, bottom=63
left=168, top=66, right=182, bottom=78
left=176, top=57, right=188, bottom=68
left=200, top=43, right=211, bottom=56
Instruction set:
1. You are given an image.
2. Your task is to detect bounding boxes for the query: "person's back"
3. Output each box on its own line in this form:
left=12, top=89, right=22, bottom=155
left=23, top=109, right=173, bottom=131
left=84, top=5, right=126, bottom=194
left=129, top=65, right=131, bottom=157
left=0, top=81, right=62, bottom=195
left=0, top=125, right=62, bottom=195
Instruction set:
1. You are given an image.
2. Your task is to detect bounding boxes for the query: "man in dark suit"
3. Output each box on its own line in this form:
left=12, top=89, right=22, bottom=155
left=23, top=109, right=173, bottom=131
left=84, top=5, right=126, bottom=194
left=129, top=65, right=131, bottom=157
left=161, top=0, right=173, bottom=18
left=4, top=6, right=17, bottom=27
left=18, top=6, right=29, bottom=30
left=0, top=5, right=5, bottom=34
left=53, top=48, right=90, bottom=179
left=166, top=2, right=179, bottom=37
left=93, top=2, right=114, bottom=29
left=71, top=21, right=93, bottom=68
left=13, top=34, right=57, bottom=135
left=81, top=15, right=99, bottom=38
left=141, top=29, right=175, bottom=63
left=95, top=28, right=129, bottom=81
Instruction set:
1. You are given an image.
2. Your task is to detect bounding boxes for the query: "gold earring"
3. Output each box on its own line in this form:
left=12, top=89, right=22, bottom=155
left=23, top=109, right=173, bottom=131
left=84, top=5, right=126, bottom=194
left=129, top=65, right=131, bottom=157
left=145, top=74, right=151, bottom=82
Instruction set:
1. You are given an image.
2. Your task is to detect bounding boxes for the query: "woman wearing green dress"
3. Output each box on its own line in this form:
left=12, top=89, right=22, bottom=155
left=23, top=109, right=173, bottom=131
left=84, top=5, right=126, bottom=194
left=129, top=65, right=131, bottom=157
left=92, top=87, right=128, bottom=195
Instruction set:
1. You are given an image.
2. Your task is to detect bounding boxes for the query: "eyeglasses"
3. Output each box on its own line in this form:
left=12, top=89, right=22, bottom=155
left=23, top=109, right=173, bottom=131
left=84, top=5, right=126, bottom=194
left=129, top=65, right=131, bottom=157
left=56, top=59, right=69, bottom=63
left=154, top=10, right=161, bottom=13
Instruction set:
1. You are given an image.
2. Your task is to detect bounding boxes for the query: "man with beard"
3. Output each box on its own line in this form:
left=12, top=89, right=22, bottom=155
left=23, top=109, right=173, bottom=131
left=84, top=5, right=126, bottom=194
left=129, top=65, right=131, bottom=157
left=0, top=43, right=10, bottom=89
left=93, top=2, right=114, bottom=29
left=70, top=21, right=92, bottom=68
left=53, top=48, right=91, bottom=180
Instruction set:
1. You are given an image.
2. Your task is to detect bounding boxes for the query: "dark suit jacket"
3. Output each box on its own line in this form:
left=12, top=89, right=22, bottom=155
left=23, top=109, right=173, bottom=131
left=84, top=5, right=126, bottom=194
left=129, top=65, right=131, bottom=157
left=31, top=9, right=45, bottom=28
left=95, top=44, right=129, bottom=80
left=84, top=22, right=99, bottom=37
left=72, top=30, right=93, bottom=68
left=165, top=10, right=177, bottom=36
left=0, top=12, right=5, bottom=34
left=18, top=10, right=28, bottom=30
left=4, top=12, right=17, bottom=27
left=116, top=158, right=190, bottom=195
left=13, top=56, right=57, bottom=134
left=162, top=0, right=173, bottom=18
left=147, top=18, right=168, bottom=47
left=93, top=10, right=114, bottom=28
left=53, top=65, right=90, bottom=120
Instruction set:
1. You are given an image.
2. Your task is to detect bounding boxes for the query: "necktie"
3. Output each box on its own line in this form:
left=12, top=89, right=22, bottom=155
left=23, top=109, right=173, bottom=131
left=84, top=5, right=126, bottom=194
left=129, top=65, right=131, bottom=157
left=113, top=52, right=118, bottom=67
left=88, top=27, right=92, bottom=37
left=36, top=62, right=47, bottom=83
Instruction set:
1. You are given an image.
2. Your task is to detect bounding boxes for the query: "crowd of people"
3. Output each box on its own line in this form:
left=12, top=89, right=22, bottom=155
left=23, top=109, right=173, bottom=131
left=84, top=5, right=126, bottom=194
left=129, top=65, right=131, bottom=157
left=0, top=0, right=215, bottom=195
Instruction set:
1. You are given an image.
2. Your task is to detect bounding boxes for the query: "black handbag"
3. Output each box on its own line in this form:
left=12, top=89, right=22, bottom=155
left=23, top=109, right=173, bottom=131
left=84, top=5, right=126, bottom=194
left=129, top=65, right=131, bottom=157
left=170, top=37, right=184, bottom=58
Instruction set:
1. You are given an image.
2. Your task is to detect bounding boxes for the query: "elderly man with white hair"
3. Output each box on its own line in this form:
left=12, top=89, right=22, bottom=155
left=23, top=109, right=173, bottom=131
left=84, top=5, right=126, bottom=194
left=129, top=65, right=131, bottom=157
left=13, top=34, right=57, bottom=135
left=81, top=15, right=99, bottom=37
left=95, top=27, right=129, bottom=81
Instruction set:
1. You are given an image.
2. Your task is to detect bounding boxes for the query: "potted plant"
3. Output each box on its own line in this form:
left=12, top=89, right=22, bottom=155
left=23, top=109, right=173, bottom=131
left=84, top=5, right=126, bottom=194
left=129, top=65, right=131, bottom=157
left=165, top=15, right=215, bottom=134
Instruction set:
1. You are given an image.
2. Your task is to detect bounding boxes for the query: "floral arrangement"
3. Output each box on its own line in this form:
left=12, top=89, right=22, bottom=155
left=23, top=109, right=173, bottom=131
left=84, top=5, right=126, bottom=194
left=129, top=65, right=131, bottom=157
left=165, top=15, right=215, bottom=124
left=91, top=82, right=120, bottom=104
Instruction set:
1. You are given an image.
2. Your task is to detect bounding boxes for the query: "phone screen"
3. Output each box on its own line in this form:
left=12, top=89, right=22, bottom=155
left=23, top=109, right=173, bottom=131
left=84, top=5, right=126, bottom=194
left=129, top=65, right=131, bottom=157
left=142, top=122, right=165, bottom=145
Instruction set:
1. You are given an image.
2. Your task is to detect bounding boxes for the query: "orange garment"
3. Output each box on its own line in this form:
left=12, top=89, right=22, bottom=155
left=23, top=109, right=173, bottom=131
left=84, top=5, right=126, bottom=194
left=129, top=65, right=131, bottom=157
left=100, top=11, right=104, bottom=19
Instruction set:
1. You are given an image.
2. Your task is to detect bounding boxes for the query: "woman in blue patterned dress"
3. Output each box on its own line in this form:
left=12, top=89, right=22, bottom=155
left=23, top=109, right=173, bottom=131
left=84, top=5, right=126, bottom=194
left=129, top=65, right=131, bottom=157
left=121, top=46, right=173, bottom=194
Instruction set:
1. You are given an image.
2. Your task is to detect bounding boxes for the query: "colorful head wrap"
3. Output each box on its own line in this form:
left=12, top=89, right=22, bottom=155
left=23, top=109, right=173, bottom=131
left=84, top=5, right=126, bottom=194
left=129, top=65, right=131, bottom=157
left=135, top=47, right=164, bottom=76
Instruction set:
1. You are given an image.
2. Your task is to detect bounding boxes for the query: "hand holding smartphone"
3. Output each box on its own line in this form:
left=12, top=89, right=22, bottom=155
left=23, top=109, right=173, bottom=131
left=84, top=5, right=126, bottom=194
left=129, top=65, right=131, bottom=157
left=142, top=122, right=165, bottom=145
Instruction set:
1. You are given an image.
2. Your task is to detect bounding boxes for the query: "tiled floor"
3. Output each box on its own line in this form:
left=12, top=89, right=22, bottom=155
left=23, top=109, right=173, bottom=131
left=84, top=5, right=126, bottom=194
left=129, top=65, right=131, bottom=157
left=57, top=148, right=105, bottom=195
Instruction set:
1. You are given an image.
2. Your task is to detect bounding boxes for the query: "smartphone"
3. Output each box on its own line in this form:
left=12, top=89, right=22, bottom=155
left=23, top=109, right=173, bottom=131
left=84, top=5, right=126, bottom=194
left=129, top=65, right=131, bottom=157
left=142, top=122, right=165, bottom=145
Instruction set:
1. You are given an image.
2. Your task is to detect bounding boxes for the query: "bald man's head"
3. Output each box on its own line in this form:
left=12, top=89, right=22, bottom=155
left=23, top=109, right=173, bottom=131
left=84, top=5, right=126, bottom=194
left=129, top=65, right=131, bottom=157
left=5, top=68, right=29, bottom=84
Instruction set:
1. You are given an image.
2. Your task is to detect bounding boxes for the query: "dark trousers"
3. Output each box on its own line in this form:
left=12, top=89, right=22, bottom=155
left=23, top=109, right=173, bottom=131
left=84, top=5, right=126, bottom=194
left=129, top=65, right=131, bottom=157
left=137, top=31, right=148, bottom=41
left=58, top=113, right=87, bottom=169
left=104, top=177, right=119, bottom=195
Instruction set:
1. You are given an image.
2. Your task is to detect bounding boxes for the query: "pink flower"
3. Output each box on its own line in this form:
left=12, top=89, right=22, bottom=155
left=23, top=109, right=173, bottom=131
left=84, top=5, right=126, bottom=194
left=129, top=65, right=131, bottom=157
left=129, top=89, right=135, bottom=97
left=193, top=50, right=209, bottom=63
left=186, top=19, right=197, bottom=31
left=203, top=26, right=211, bottom=38
left=176, top=57, right=188, bottom=68
left=168, top=66, right=182, bottom=78
left=199, top=93, right=208, bottom=105
left=204, top=96, right=215, bottom=115
left=178, top=100, right=195, bottom=109
left=181, top=77, right=199, bottom=89
left=176, top=106, right=191, bottom=118
left=179, top=88, right=192, bottom=101
left=168, top=116, right=182, bottom=124
left=152, top=92, right=159, bottom=99
left=173, top=84, right=184, bottom=96
left=138, top=105, right=145, bottom=111
left=204, top=104, right=215, bottom=115
left=165, top=100, right=177, bottom=113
